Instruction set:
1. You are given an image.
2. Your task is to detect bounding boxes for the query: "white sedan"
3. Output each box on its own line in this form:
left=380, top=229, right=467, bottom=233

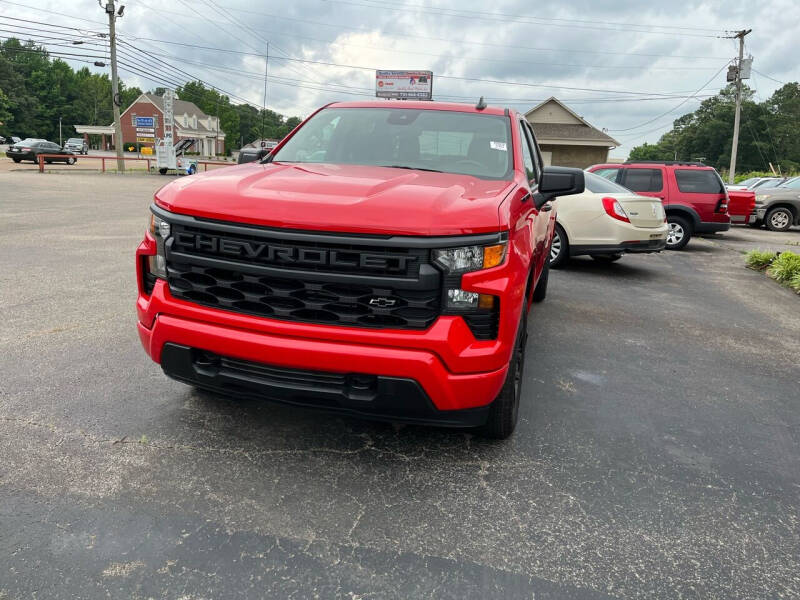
left=549, top=172, right=668, bottom=268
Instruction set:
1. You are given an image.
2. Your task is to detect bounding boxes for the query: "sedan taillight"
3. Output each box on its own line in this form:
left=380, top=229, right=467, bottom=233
left=602, top=197, right=631, bottom=223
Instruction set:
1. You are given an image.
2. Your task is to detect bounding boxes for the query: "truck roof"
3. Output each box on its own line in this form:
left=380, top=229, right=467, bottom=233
left=327, top=100, right=509, bottom=117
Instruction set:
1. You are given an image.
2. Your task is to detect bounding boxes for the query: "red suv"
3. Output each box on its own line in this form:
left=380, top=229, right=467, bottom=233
left=587, top=161, right=730, bottom=249
left=136, top=101, right=584, bottom=438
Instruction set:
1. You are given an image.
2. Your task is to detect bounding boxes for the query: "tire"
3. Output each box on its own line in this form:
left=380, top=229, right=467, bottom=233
left=765, top=207, right=793, bottom=232
left=45, top=159, right=52, bottom=164
left=549, top=224, right=569, bottom=269
left=531, top=258, right=549, bottom=303
left=480, top=309, right=527, bottom=440
left=592, top=253, right=623, bottom=263
left=67, top=157, right=75, bottom=165
left=159, top=168, right=168, bottom=175
left=666, top=215, right=692, bottom=250
left=12, top=158, right=20, bottom=163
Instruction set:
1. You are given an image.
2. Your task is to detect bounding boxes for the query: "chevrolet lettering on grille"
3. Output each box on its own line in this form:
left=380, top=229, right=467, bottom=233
left=173, top=232, right=417, bottom=272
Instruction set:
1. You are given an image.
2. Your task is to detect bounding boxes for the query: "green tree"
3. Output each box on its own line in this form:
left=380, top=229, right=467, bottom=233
left=629, top=83, right=800, bottom=173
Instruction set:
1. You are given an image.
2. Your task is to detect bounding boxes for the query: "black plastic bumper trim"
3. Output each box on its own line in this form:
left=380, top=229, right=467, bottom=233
left=160, top=343, right=490, bottom=428
left=694, top=221, right=731, bottom=234
left=570, top=239, right=666, bottom=256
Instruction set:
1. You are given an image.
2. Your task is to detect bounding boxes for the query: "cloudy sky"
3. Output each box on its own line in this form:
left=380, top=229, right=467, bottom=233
left=3, top=0, right=798, bottom=156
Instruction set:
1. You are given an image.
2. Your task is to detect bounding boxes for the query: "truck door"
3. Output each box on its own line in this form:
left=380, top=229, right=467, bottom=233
left=518, top=120, right=549, bottom=276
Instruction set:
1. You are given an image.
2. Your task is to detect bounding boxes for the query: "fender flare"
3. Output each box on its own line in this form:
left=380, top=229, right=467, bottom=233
left=664, top=205, right=701, bottom=229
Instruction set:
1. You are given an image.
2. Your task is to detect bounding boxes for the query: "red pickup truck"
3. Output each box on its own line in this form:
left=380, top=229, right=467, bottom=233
left=136, top=101, right=584, bottom=438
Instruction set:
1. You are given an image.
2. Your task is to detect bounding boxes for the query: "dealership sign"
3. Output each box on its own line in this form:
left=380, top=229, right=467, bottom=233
left=135, top=116, right=155, bottom=128
left=376, top=70, right=433, bottom=100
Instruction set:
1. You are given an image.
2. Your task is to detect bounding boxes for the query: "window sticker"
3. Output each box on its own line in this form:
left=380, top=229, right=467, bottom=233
left=490, top=141, right=507, bottom=151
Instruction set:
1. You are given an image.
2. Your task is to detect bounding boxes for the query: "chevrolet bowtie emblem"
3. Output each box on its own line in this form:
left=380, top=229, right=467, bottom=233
left=369, top=297, right=396, bottom=307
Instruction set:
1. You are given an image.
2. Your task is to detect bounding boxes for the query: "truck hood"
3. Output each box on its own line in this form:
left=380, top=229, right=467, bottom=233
left=154, top=162, right=513, bottom=236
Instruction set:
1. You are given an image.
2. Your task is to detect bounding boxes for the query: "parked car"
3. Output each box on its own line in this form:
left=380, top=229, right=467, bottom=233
left=726, top=176, right=785, bottom=191
left=6, top=139, right=77, bottom=164
left=63, top=137, right=89, bottom=154
left=727, top=189, right=757, bottom=225
left=588, top=161, right=730, bottom=250
left=9, top=136, right=21, bottom=145
left=136, top=100, right=585, bottom=439
left=0, top=135, right=5, bottom=144
left=549, top=172, right=667, bottom=267
left=751, top=177, right=800, bottom=231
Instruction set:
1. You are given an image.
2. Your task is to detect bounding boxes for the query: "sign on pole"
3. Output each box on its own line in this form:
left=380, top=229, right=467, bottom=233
left=376, top=70, right=433, bottom=100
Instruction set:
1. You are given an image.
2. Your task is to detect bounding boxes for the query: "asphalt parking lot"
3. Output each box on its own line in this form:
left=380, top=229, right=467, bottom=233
left=1, top=170, right=799, bottom=599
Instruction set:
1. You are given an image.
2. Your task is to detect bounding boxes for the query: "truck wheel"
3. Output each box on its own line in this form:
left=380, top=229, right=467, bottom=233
left=159, top=168, right=168, bottom=175
left=666, top=215, right=692, bottom=250
left=592, top=254, right=622, bottom=263
left=12, top=158, right=20, bottom=163
left=765, top=207, right=793, bottom=232
left=480, top=310, right=527, bottom=440
left=549, top=224, right=569, bottom=269
left=531, top=259, right=549, bottom=303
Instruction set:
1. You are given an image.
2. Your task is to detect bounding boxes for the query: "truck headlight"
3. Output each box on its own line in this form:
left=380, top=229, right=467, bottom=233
left=755, top=195, right=768, bottom=204
left=433, top=242, right=507, bottom=273
left=434, top=239, right=506, bottom=311
left=147, top=213, right=169, bottom=279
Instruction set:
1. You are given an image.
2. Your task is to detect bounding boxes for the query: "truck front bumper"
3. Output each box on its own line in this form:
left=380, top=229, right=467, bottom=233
left=137, top=278, right=514, bottom=422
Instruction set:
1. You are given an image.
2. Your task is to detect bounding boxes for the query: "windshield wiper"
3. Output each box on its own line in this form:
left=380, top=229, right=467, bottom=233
left=380, top=165, right=444, bottom=173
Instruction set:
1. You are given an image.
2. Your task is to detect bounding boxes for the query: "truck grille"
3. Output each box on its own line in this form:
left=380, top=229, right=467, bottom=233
left=165, top=222, right=442, bottom=330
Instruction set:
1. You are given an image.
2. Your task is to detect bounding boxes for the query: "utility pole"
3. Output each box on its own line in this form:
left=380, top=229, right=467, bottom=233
left=102, top=0, right=125, bottom=172
left=727, top=28, right=752, bottom=184
left=261, top=42, right=269, bottom=142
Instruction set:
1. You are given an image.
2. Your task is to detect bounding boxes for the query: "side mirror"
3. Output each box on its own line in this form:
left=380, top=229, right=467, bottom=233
left=533, top=166, right=585, bottom=209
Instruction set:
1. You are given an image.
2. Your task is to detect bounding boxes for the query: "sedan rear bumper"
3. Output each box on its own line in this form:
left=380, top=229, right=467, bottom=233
left=570, top=238, right=666, bottom=256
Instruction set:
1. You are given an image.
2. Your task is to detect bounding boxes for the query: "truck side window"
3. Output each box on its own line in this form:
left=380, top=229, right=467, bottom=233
left=522, top=121, right=542, bottom=183
left=517, top=121, right=536, bottom=185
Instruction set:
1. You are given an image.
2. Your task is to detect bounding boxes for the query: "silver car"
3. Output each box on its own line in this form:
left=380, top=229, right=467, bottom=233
left=63, top=137, right=88, bottom=155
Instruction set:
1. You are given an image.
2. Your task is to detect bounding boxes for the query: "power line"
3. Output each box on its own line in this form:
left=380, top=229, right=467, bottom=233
left=315, top=0, right=728, bottom=37
left=608, top=61, right=731, bottom=132
left=131, top=0, right=728, bottom=70
left=751, top=69, right=788, bottom=85
left=0, top=0, right=107, bottom=26
left=327, top=0, right=727, bottom=33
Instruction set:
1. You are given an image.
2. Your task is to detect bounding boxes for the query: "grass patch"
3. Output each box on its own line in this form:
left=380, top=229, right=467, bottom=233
left=745, top=249, right=777, bottom=270
left=768, top=251, right=800, bottom=283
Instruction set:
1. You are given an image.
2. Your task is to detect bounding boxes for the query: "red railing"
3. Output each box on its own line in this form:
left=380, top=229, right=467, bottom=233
left=37, top=154, right=232, bottom=173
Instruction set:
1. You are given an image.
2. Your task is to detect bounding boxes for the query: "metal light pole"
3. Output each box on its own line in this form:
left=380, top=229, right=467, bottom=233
left=59, top=117, right=62, bottom=147
left=727, top=29, right=752, bottom=184
left=102, top=0, right=125, bottom=172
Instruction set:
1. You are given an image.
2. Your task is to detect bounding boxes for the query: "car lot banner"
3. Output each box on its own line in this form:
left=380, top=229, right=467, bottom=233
left=376, top=71, right=433, bottom=99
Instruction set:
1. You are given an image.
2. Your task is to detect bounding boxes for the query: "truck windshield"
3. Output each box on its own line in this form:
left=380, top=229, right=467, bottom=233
left=271, top=107, right=513, bottom=180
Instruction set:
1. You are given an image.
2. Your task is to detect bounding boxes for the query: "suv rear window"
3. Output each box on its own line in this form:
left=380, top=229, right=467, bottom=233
left=675, top=169, right=724, bottom=194
left=622, top=168, right=663, bottom=192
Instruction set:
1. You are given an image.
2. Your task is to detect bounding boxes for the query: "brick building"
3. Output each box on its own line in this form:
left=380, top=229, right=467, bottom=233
left=524, top=97, right=619, bottom=169
left=75, top=93, right=225, bottom=156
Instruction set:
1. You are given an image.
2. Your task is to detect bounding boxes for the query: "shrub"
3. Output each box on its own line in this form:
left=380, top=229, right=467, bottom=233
left=768, top=251, right=800, bottom=283
left=745, top=249, right=777, bottom=270
left=790, top=271, right=800, bottom=293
